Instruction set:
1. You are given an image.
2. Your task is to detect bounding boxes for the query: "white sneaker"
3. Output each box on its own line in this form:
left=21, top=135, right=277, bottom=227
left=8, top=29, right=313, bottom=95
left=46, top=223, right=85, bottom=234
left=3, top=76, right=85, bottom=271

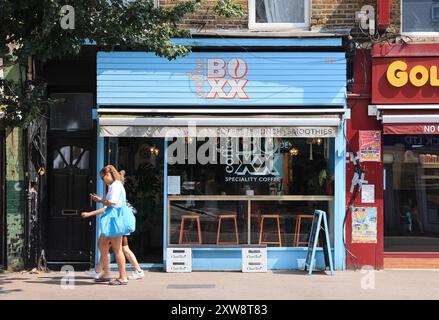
left=128, top=270, right=144, bottom=280
left=84, top=269, right=101, bottom=279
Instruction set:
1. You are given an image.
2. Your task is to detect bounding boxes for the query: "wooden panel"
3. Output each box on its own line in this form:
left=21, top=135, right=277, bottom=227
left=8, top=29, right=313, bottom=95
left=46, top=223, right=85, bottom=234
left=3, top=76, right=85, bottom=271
left=384, top=257, right=439, bottom=269
left=97, top=52, right=346, bottom=107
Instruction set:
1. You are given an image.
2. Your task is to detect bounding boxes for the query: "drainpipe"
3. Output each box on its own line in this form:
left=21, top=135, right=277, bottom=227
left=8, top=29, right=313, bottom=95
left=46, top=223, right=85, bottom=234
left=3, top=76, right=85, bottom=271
left=377, top=0, right=390, bottom=33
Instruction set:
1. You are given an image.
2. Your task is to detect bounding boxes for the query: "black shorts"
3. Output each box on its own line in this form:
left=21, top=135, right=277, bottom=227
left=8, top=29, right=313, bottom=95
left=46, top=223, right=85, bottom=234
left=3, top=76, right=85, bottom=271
left=122, top=235, right=129, bottom=246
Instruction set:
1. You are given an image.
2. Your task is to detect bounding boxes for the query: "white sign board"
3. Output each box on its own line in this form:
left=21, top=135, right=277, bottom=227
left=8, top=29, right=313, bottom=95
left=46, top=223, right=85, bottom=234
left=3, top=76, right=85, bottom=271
left=166, top=247, right=192, bottom=272
left=361, top=184, right=375, bottom=203
left=242, top=247, right=267, bottom=273
left=167, top=176, right=181, bottom=195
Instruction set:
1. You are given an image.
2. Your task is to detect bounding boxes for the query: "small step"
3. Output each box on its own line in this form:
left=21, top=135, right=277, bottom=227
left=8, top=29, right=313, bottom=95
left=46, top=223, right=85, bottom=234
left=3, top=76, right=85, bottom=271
left=384, top=257, right=439, bottom=269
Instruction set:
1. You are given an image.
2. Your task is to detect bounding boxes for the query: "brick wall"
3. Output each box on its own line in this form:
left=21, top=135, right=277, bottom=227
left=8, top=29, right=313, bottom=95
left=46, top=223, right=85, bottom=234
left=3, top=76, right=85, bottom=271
left=161, top=0, right=248, bottom=30
left=161, top=0, right=379, bottom=32
left=390, top=0, right=400, bottom=33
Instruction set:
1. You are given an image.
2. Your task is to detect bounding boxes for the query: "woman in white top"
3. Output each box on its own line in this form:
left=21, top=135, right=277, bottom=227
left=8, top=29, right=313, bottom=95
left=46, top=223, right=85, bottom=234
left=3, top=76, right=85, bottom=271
left=81, top=165, right=128, bottom=285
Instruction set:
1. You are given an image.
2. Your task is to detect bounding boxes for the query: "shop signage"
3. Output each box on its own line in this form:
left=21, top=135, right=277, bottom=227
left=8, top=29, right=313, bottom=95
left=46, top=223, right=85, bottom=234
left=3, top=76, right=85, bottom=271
left=386, top=60, right=439, bottom=88
left=100, top=126, right=338, bottom=138
left=191, top=58, right=249, bottom=100
left=97, top=51, right=346, bottom=107
left=304, top=210, right=334, bottom=275
left=372, top=55, right=439, bottom=104
left=351, top=207, right=377, bottom=244
left=384, top=124, right=439, bottom=135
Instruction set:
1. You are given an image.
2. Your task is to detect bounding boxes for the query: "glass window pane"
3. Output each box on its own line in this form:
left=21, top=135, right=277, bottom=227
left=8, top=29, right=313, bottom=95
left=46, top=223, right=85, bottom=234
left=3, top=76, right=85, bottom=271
left=384, top=135, right=439, bottom=252
left=255, top=0, right=305, bottom=23
left=250, top=201, right=329, bottom=247
left=167, top=136, right=334, bottom=247
left=167, top=137, right=334, bottom=196
left=75, top=149, right=90, bottom=170
left=169, top=201, right=248, bottom=245
left=402, top=0, right=439, bottom=33
left=50, top=93, right=93, bottom=131
left=53, top=146, right=70, bottom=169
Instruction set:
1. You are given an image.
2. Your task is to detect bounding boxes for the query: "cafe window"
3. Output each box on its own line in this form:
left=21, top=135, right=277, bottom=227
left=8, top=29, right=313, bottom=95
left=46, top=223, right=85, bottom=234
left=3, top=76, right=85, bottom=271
left=167, top=137, right=335, bottom=247
left=249, top=0, right=310, bottom=30
left=401, top=0, right=439, bottom=34
left=384, top=135, right=439, bottom=252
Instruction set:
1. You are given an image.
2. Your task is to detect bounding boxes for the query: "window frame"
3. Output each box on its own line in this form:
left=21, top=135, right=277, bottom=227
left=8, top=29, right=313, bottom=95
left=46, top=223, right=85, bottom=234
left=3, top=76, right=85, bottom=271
left=248, top=0, right=311, bottom=31
left=400, top=0, right=439, bottom=37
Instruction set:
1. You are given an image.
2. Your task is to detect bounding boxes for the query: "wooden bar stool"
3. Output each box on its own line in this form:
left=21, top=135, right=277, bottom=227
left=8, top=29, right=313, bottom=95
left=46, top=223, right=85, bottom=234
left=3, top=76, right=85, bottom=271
left=179, top=215, right=202, bottom=244
left=293, top=214, right=314, bottom=247
left=216, top=214, right=239, bottom=245
left=258, top=214, right=282, bottom=246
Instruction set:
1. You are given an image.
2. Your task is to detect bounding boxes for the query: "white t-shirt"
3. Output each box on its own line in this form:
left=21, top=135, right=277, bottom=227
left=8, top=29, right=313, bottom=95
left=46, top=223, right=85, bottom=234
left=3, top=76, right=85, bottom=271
left=105, top=180, right=126, bottom=208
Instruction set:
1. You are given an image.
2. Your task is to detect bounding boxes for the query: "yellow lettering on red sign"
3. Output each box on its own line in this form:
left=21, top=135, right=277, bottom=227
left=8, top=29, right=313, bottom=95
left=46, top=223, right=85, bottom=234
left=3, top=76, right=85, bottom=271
left=386, top=60, right=439, bottom=88
left=387, top=60, right=408, bottom=87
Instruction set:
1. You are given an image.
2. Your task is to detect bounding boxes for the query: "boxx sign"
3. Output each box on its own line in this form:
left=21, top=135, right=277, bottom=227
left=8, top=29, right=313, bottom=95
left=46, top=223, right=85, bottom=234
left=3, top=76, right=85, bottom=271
left=188, top=58, right=249, bottom=100
left=97, top=51, right=347, bottom=107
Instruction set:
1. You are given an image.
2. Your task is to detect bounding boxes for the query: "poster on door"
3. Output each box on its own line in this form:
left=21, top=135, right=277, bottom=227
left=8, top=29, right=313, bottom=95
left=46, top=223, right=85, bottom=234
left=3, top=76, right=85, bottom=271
left=359, top=130, right=381, bottom=162
left=352, top=207, right=377, bottom=243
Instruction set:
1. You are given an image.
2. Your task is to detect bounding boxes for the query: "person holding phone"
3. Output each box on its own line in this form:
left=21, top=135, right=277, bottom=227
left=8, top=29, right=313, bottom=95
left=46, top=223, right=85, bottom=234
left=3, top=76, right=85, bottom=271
left=81, top=165, right=129, bottom=286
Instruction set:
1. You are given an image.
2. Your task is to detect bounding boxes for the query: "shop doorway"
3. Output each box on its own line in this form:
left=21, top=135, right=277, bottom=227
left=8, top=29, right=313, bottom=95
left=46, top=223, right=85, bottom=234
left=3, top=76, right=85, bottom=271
left=384, top=135, right=439, bottom=253
left=113, top=138, right=164, bottom=263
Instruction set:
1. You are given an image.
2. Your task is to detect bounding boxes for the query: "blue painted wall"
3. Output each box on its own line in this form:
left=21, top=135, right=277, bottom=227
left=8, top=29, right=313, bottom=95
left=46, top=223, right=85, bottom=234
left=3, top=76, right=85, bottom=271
left=97, top=51, right=346, bottom=107
left=191, top=248, right=331, bottom=271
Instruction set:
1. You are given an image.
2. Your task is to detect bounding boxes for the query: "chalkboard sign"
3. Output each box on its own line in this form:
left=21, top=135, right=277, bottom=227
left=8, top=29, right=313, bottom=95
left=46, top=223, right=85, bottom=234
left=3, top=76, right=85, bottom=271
left=304, top=210, right=334, bottom=275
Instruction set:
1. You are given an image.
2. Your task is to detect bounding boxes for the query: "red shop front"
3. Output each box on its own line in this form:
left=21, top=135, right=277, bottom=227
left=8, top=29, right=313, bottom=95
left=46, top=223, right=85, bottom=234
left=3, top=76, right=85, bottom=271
left=347, top=43, right=439, bottom=269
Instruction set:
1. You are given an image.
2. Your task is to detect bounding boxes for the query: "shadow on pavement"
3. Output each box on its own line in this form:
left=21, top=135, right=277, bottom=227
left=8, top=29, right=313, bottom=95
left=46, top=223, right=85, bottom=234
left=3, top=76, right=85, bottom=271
left=0, top=287, right=23, bottom=294
left=271, top=270, right=332, bottom=276
left=24, top=279, right=98, bottom=286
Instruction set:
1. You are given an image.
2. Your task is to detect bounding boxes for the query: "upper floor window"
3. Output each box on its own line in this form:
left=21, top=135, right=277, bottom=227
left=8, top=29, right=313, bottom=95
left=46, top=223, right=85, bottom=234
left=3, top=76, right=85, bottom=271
left=249, top=0, right=310, bottom=30
left=402, top=0, right=439, bottom=35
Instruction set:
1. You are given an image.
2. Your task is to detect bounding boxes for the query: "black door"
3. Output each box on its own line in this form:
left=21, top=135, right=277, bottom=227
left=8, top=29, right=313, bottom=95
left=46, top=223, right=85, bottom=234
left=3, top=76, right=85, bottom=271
left=46, top=137, right=95, bottom=262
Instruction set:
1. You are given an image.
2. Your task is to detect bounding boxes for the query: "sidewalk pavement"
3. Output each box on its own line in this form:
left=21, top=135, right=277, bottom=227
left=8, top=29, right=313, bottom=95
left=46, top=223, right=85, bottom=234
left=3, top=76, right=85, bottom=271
left=1, top=269, right=439, bottom=300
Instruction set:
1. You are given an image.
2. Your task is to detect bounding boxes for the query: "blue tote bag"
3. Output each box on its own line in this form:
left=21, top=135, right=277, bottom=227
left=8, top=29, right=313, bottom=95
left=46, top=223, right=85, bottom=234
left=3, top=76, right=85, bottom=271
left=99, top=191, right=136, bottom=238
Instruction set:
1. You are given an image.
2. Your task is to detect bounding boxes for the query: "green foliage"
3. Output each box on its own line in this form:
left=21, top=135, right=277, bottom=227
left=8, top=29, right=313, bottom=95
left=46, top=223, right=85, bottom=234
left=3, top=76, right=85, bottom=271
left=0, top=0, right=198, bottom=64
left=0, top=0, right=245, bottom=128
left=213, top=0, right=245, bottom=18
left=0, top=0, right=198, bottom=128
left=0, top=79, right=56, bottom=129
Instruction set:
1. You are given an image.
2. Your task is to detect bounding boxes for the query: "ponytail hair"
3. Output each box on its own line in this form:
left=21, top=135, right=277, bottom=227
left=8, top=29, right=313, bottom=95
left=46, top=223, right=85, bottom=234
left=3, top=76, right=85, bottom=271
left=100, top=165, right=125, bottom=184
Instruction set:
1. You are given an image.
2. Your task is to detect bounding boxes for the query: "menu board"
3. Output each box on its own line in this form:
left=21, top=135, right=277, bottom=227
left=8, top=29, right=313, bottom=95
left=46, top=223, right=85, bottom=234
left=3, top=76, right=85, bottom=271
left=359, top=130, right=381, bottom=162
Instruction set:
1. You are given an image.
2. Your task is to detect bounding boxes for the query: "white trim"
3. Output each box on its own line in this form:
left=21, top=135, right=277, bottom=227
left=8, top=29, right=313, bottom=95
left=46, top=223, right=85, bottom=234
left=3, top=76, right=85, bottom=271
left=401, top=32, right=439, bottom=37
left=382, top=114, right=439, bottom=124
left=97, top=108, right=346, bottom=114
left=375, top=104, right=439, bottom=110
left=99, top=116, right=341, bottom=127
left=248, top=0, right=310, bottom=31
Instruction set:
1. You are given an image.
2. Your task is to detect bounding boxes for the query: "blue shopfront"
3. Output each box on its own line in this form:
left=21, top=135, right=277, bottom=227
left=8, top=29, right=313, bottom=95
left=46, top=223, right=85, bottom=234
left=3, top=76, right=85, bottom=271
left=95, top=37, right=347, bottom=271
